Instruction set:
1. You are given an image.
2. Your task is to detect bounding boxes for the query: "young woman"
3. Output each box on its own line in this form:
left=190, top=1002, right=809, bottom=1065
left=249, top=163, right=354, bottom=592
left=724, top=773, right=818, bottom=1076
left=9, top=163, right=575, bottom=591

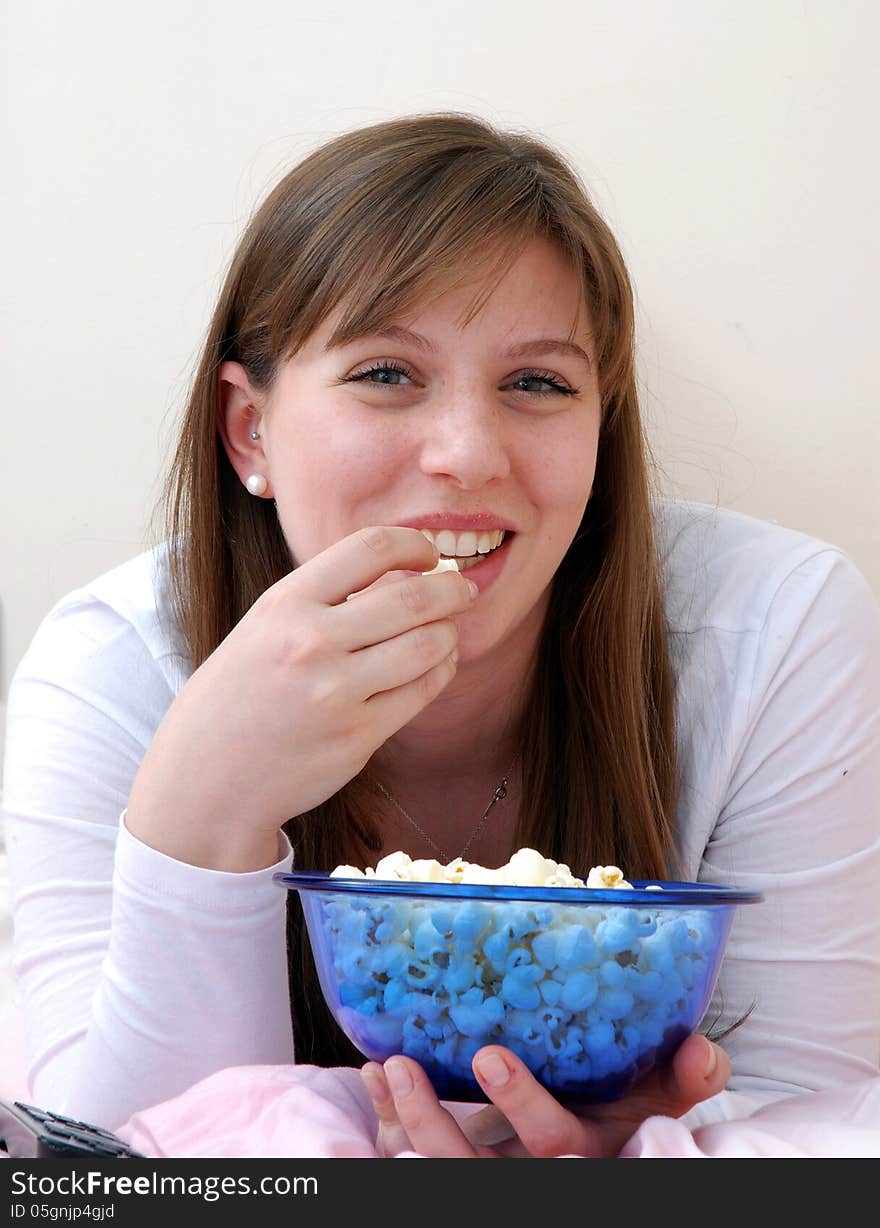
left=4, top=112, right=878, bottom=1156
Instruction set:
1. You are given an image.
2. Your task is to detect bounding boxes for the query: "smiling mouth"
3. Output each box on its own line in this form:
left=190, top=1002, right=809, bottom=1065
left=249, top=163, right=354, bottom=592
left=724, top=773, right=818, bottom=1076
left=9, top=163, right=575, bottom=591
left=418, top=528, right=510, bottom=570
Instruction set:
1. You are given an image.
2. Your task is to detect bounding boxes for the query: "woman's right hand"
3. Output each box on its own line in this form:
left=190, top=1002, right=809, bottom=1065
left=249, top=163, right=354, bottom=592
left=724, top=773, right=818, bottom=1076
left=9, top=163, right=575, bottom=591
left=125, top=526, right=475, bottom=869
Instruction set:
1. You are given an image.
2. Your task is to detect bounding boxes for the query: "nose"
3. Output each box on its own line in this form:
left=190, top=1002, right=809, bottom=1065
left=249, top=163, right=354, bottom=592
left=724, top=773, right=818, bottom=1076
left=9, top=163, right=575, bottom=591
left=418, top=388, right=512, bottom=489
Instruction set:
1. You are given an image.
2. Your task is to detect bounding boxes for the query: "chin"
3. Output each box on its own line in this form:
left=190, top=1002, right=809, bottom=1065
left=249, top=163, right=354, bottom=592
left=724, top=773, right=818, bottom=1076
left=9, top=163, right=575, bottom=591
left=455, top=610, right=527, bottom=671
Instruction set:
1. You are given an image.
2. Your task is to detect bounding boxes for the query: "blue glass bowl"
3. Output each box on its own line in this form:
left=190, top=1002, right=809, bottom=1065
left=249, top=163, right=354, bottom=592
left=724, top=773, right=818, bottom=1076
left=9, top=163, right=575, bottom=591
left=275, top=872, right=763, bottom=1105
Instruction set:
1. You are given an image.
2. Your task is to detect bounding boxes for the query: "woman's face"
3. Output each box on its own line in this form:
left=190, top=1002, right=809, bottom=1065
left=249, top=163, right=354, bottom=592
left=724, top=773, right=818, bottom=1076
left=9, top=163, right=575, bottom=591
left=226, top=235, right=602, bottom=664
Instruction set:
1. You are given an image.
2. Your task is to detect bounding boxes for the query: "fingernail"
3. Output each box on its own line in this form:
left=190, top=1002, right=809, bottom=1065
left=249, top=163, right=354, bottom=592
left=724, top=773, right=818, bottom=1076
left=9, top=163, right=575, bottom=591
left=450, top=648, right=459, bottom=664
left=704, top=1041, right=718, bottom=1079
left=475, top=1052, right=510, bottom=1088
left=466, top=579, right=479, bottom=599
left=384, top=1058, right=413, bottom=1097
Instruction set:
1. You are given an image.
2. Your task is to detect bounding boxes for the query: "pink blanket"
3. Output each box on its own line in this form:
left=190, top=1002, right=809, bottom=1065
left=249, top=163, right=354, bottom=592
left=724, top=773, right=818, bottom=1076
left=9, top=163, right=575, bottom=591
left=117, top=1065, right=880, bottom=1159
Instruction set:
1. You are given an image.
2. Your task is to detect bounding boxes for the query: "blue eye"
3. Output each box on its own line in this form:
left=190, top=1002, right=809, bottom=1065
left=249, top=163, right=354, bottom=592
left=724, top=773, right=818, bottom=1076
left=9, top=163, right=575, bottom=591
left=512, top=371, right=577, bottom=397
left=347, top=361, right=414, bottom=386
left=345, top=363, right=577, bottom=397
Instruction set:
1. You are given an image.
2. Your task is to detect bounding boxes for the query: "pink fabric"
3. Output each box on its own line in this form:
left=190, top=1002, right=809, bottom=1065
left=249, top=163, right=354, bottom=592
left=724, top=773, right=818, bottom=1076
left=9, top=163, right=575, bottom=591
left=118, top=1065, right=379, bottom=1158
left=621, top=1077, right=880, bottom=1157
left=117, top=1064, right=880, bottom=1159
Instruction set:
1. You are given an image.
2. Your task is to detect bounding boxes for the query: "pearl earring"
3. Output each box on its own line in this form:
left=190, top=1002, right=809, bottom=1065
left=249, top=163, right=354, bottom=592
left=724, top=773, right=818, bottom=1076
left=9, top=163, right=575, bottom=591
left=246, top=474, right=268, bottom=496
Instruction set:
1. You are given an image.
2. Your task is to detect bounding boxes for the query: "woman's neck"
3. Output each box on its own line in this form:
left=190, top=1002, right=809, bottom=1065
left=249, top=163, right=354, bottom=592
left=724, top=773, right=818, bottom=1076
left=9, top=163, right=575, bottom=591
left=369, top=642, right=530, bottom=790
left=363, top=596, right=545, bottom=865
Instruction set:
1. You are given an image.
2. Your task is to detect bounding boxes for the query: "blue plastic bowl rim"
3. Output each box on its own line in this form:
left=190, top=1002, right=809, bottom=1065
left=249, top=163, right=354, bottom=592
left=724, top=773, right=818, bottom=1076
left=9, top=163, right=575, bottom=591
left=273, top=870, right=763, bottom=907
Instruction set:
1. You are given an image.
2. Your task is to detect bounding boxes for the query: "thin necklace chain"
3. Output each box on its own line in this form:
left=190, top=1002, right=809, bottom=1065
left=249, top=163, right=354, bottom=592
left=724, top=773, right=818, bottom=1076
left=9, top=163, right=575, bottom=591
left=372, top=754, right=519, bottom=863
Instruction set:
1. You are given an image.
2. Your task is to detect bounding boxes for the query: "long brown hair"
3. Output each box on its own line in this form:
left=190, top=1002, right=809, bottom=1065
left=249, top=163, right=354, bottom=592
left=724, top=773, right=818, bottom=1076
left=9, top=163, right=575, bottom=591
left=156, top=112, right=679, bottom=1066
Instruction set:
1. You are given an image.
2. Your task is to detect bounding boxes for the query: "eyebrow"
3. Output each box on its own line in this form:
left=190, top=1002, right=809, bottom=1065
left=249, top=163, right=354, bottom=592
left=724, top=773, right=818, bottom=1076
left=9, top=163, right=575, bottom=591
left=329, top=325, right=592, bottom=371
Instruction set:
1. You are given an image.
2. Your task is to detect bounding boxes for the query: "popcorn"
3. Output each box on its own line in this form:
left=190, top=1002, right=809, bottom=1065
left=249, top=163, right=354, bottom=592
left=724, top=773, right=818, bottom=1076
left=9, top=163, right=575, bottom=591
left=334, top=847, right=643, bottom=891
left=499, top=848, right=559, bottom=886
left=408, top=858, right=448, bottom=883
left=343, top=554, right=460, bottom=605
left=422, top=556, right=461, bottom=576
left=559, top=970, right=599, bottom=1012
left=374, top=851, right=418, bottom=880
left=585, top=865, right=634, bottom=890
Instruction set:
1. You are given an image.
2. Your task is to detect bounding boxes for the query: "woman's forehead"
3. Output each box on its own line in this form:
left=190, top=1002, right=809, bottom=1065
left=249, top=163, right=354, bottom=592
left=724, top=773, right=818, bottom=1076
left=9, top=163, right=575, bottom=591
left=305, top=245, right=588, bottom=358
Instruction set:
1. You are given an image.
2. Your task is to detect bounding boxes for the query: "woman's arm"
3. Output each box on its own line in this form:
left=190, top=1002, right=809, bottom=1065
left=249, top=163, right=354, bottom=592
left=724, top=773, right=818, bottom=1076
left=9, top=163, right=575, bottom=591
left=3, top=527, right=474, bottom=1129
left=2, top=591, right=294, bottom=1129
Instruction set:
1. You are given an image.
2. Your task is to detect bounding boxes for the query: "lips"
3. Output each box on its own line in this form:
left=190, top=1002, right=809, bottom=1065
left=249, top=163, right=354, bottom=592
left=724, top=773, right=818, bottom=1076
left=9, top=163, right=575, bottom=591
left=387, top=513, right=518, bottom=595
left=397, top=513, right=516, bottom=533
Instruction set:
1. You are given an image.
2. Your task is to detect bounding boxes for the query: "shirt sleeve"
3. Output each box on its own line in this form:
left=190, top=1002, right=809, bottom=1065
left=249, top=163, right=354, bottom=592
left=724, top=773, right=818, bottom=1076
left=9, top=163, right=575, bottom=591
left=2, top=595, right=295, bottom=1131
left=696, top=548, right=880, bottom=1110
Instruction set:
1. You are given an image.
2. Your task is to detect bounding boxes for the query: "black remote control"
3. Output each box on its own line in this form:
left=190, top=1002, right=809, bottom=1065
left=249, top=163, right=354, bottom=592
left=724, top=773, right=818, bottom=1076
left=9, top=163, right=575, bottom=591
left=0, top=1099, right=145, bottom=1159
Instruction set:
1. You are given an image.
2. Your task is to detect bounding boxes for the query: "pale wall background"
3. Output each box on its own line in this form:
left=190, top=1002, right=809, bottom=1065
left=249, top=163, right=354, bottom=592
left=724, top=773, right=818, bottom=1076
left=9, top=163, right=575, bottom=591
left=2, top=0, right=879, bottom=757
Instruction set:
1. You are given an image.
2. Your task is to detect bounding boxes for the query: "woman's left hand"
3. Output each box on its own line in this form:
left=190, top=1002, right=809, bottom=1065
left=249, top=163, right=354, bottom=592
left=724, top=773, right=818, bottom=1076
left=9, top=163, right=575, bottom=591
left=361, top=1034, right=730, bottom=1158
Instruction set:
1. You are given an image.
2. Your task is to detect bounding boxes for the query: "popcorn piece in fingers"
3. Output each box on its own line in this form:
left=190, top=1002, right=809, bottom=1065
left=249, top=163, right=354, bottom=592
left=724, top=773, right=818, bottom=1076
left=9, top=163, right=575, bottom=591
left=345, top=554, right=458, bottom=601
left=422, top=557, right=461, bottom=576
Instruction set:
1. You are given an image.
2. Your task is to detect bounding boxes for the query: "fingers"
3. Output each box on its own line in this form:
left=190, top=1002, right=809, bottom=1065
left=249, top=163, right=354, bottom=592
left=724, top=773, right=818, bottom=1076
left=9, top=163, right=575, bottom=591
left=293, top=526, right=439, bottom=606
left=618, top=1034, right=729, bottom=1118
left=361, top=1058, right=479, bottom=1159
left=362, top=649, right=460, bottom=733
left=337, top=567, right=477, bottom=652
left=580, top=1034, right=731, bottom=1156
left=361, top=1063, right=415, bottom=1158
left=466, top=1038, right=730, bottom=1159
left=470, top=1047, right=592, bottom=1158
left=665, top=1034, right=731, bottom=1105
left=353, top=619, right=460, bottom=698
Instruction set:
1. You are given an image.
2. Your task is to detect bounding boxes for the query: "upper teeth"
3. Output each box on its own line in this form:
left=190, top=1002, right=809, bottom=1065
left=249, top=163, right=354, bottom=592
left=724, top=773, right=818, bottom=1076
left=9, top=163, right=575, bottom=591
left=419, top=528, right=506, bottom=557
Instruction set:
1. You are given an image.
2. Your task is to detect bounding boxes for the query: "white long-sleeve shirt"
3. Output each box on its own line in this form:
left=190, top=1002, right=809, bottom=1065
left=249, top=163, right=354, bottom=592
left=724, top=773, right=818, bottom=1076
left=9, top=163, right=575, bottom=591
left=2, top=499, right=879, bottom=1132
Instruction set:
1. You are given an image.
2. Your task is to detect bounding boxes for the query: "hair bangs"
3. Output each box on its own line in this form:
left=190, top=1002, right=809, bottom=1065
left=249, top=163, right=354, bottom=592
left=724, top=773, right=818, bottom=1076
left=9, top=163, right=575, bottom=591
left=283, top=152, right=559, bottom=357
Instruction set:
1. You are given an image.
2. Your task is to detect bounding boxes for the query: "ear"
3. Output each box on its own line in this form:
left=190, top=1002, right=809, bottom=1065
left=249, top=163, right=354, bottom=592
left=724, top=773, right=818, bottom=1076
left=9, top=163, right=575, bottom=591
left=217, top=361, right=272, bottom=497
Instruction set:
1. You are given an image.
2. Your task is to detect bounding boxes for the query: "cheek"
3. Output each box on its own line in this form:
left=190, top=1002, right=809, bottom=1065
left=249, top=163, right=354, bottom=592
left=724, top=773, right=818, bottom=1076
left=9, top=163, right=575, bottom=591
left=530, top=424, right=599, bottom=519
left=271, top=421, right=407, bottom=557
